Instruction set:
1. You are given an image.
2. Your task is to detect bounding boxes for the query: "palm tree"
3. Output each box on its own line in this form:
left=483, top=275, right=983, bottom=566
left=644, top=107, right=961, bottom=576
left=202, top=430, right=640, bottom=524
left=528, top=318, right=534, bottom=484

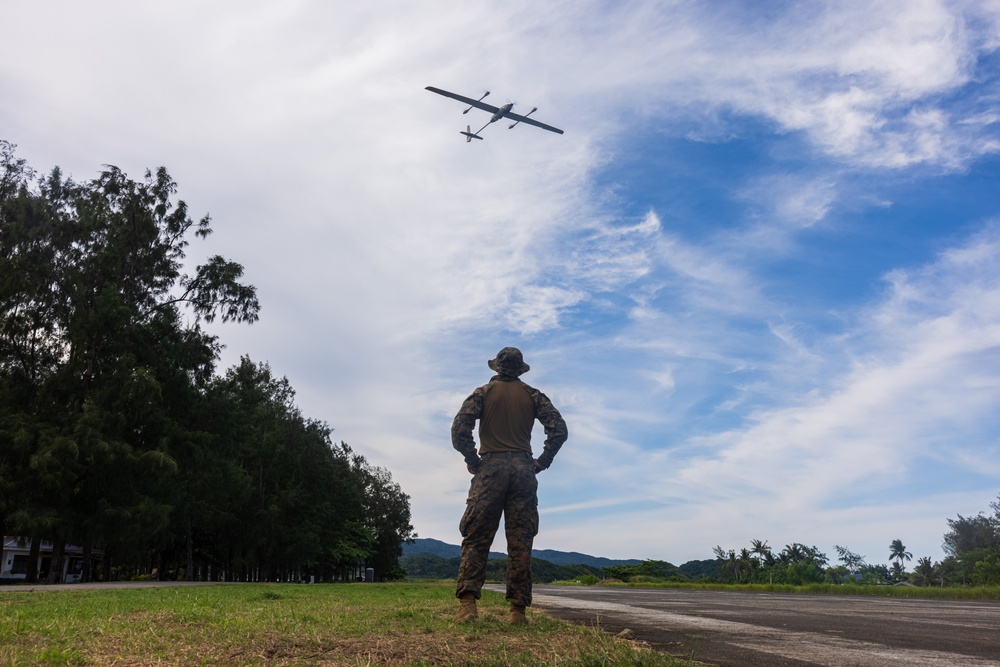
left=889, top=539, right=913, bottom=572
left=738, top=548, right=754, bottom=582
left=913, top=556, right=934, bottom=586
left=750, top=539, right=773, bottom=566
left=752, top=539, right=777, bottom=583
left=781, top=543, right=806, bottom=564
left=713, top=546, right=739, bottom=582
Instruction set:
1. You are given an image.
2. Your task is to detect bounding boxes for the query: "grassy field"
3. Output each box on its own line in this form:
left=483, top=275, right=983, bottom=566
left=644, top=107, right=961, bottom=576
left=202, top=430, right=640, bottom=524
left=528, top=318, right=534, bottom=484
left=0, top=582, right=698, bottom=666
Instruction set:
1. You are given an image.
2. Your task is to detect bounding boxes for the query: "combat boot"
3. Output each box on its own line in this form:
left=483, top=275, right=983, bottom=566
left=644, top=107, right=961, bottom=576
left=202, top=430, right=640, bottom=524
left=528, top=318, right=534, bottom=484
left=509, top=604, right=528, bottom=626
left=454, top=592, right=478, bottom=622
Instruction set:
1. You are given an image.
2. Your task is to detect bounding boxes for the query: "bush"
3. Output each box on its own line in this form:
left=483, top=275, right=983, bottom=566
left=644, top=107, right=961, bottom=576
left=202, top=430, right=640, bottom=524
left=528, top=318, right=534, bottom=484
left=972, top=554, right=1000, bottom=586
left=785, top=562, right=823, bottom=586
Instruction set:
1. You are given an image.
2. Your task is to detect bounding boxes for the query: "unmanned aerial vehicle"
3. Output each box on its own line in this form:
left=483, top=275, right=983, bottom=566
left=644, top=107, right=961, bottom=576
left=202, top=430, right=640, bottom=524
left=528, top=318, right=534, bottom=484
left=425, top=86, right=564, bottom=142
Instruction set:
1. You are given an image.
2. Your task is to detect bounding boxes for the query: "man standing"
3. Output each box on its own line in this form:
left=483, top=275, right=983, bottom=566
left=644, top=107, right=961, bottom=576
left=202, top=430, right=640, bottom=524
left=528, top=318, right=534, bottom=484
left=451, top=347, right=568, bottom=625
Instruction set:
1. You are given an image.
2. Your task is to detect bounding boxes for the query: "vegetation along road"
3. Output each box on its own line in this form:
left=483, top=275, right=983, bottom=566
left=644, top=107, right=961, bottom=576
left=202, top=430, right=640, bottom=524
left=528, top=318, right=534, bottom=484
left=513, top=584, right=1000, bottom=666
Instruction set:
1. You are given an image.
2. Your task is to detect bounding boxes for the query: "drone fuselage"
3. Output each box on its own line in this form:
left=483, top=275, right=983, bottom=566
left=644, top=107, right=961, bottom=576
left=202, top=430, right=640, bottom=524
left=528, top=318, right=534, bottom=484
left=490, top=103, right=515, bottom=123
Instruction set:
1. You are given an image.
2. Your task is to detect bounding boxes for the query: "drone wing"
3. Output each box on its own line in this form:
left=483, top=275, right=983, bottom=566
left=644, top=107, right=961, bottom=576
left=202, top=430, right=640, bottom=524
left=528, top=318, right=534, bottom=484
left=505, top=111, right=564, bottom=135
left=425, top=86, right=499, bottom=113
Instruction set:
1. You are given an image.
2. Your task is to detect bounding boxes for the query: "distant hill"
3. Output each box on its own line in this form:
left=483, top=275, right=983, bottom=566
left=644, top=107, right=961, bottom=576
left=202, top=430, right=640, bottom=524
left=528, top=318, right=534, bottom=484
left=402, top=537, right=507, bottom=561
left=401, top=539, right=715, bottom=582
left=531, top=549, right=641, bottom=569
left=678, top=558, right=719, bottom=580
left=403, top=538, right=643, bottom=569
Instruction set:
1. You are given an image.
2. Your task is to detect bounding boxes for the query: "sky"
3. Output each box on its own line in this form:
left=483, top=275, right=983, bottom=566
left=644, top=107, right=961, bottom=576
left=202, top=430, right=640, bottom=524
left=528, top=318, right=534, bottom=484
left=3, top=0, right=1000, bottom=568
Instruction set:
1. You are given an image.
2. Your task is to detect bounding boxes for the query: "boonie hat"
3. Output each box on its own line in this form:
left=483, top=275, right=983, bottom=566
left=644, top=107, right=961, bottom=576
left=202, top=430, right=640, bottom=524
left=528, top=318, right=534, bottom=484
left=488, top=347, right=530, bottom=376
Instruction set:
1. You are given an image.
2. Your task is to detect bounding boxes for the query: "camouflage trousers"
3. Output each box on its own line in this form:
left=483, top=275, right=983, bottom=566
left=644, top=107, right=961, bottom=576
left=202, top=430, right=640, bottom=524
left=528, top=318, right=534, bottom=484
left=456, top=452, right=539, bottom=606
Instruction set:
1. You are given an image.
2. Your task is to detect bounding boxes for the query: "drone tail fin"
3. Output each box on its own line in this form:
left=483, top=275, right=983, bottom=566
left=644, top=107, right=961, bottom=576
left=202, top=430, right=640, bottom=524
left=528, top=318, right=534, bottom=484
left=460, top=125, right=483, bottom=142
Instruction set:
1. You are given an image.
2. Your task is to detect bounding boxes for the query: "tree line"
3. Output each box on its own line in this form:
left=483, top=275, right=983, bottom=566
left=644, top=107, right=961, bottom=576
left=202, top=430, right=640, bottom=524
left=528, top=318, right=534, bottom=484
left=708, top=495, right=1000, bottom=587
left=0, top=141, right=414, bottom=583
left=400, top=552, right=603, bottom=583
left=400, top=494, right=1000, bottom=587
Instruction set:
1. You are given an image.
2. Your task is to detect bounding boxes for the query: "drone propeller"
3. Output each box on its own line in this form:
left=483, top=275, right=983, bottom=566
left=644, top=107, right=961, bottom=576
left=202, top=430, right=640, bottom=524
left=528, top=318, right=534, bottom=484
left=509, top=107, right=538, bottom=130
left=462, top=90, right=490, bottom=114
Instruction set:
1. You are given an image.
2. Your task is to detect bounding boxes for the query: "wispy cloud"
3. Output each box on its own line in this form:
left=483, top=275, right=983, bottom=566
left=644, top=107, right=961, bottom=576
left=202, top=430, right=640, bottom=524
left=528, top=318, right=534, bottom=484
left=3, top=0, right=999, bottom=565
left=542, top=219, right=1000, bottom=560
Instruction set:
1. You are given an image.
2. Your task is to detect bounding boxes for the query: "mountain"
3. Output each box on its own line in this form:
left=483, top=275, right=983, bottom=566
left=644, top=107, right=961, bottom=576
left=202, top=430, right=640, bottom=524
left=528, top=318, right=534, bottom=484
left=400, top=539, right=711, bottom=582
left=402, top=537, right=507, bottom=560
left=403, top=538, right=641, bottom=568
left=531, top=549, right=641, bottom=569
left=678, top=558, right=719, bottom=580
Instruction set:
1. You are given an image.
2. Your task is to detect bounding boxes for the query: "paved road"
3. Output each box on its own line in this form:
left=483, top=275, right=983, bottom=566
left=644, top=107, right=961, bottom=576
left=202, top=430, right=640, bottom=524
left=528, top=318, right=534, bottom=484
left=495, top=584, right=1000, bottom=666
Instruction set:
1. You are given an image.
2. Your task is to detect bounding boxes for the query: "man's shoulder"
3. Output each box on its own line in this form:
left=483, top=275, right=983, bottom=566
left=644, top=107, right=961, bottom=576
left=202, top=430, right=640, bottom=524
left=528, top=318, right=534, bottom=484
left=464, top=379, right=498, bottom=401
left=477, top=377, right=535, bottom=397
left=476, top=378, right=499, bottom=393
left=477, top=376, right=551, bottom=401
left=511, top=379, right=547, bottom=402
left=514, top=378, right=536, bottom=392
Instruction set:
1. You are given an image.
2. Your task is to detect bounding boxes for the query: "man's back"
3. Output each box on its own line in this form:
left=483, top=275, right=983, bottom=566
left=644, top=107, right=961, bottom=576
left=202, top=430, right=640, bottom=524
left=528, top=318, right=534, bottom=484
left=479, top=378, right=535, bottom=454
left=451, top=347, right=568, bottom=625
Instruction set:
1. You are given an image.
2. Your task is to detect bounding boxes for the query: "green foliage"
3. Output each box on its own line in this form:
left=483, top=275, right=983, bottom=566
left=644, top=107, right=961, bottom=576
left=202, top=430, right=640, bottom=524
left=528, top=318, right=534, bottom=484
left=955, top=548, right=998, bottom=585
left=834, top=545, right=867, bottom=572
left=889, top=539, right=912, bottom=567
left=783, top=561, right=824, bottom=585
left=942, top=510, right=999, bottom=558
left=601, top=496, right=1000, bottom=591
left=933, top=495, right=1000, bottom=586
left=0, top=143, right=413, bottom=584
left=601, top=559, right=685, bottom=582
left=932, top=556, right=964, bottom=587
left=971, top=553, right=1000, bottom=587
left=677, top=559, right=719, bottom=580
left=710, top=542, right=828, bottom=585
left=400, top=553, right=462, bottom=579
left=343, top=442, right=416, bottom=580
left=911, top=556, right=935, bottom=586
left=590, top=580, right=1000, bottom=599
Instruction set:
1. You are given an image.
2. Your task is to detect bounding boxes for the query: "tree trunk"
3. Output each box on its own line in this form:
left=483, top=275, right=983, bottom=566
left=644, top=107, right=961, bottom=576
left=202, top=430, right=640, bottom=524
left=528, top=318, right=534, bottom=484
left=45, top=539, right=66, bottom=583
left=81, top=542, right=92, bottom=583
left=26, top=536, right=40, bottom=584
left=185, top=517, right=194, bottom=581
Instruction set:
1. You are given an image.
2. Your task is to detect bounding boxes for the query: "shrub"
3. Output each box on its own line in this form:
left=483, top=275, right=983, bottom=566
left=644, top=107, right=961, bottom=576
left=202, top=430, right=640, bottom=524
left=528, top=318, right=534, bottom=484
left=972, top=554, right=1000, bottom=587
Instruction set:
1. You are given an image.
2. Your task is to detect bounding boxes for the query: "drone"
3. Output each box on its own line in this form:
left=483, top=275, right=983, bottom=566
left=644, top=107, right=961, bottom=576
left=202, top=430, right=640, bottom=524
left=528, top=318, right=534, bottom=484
left=425, top=86, right=564, bottom=142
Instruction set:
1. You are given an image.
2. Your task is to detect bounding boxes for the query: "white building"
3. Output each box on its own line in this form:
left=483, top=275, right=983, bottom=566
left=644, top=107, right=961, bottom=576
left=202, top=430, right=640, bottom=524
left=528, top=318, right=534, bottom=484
left=1, top=537, right=100, bottom=584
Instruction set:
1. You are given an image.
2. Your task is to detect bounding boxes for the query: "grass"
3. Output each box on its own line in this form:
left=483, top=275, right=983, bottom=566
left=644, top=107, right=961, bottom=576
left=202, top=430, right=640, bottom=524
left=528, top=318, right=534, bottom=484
left=554, top=579, right=1000, bottom=600
left=0, top=582, right=699, bottom=666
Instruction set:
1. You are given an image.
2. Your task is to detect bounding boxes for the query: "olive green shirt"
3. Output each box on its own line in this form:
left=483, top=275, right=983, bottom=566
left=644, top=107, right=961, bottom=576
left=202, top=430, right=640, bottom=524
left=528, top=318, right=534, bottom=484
left=452, top=375, right=568, bottom=469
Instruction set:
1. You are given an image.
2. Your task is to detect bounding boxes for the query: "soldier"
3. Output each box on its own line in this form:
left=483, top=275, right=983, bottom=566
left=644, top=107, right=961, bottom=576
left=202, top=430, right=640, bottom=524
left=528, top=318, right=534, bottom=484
left=451, top=347, right=568, bottom=625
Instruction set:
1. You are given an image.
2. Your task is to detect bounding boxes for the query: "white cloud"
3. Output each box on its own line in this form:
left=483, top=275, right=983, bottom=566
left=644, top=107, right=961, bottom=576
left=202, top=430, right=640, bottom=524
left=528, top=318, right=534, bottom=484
left=568, top=0, right=1000, bottom=169
left=3, top=0, right=999, bottom=566
left=544, top=221, right=1000, bottom=562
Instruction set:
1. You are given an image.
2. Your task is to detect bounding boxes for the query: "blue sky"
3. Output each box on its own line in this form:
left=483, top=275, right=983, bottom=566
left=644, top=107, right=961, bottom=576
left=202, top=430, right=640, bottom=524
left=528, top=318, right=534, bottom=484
left=3, top=0, right=1000, bottom=567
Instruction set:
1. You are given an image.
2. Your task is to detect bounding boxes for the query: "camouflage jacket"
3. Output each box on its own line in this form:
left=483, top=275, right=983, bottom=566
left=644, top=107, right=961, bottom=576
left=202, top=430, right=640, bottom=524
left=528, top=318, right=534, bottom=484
left=451, top=375, right=568, bottom=469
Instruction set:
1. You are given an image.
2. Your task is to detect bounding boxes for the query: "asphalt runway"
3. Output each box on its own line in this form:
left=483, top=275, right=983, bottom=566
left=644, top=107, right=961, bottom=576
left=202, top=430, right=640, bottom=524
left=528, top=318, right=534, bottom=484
left=498, top=584, right=1000, bottom=667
